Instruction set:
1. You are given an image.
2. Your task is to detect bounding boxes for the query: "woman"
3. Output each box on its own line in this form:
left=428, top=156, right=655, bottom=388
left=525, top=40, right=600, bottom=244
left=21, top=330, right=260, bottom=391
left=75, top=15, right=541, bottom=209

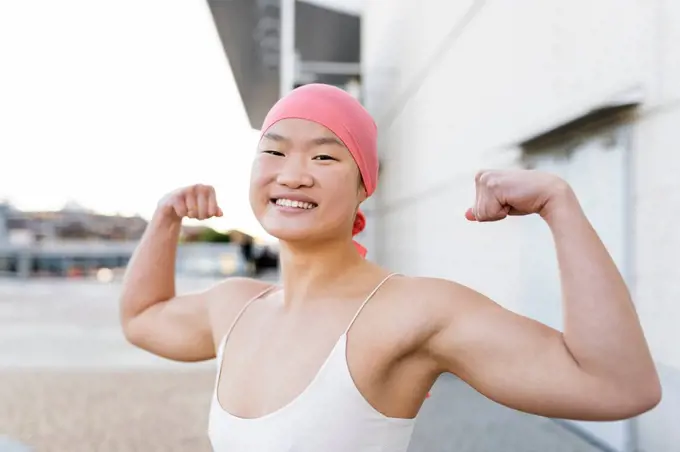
left=120, top=84, right=661, bottom=451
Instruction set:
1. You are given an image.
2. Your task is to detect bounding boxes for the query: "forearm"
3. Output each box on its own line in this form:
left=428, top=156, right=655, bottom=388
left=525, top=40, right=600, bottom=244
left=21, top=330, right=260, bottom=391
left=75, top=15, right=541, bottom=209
left=119, top=212, right=182, bottom=324
left=544, top=187, right=658, bottom=389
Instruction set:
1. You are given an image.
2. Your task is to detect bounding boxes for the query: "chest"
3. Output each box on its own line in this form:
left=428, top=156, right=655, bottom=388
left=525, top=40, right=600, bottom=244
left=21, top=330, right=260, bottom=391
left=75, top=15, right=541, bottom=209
left=214, top=299, right=411, bottom=420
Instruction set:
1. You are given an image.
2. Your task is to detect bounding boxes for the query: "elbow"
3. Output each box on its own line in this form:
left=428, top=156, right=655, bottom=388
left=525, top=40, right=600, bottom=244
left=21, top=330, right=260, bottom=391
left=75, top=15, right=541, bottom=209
left=591, top=373, right=662, bottom=421
left=121, top=321, right=139, bottom=346
left=634, top=365, right=663, bottom=414
left=120, top=315, right=145, bottom=348
left=119, top=309, right=135, bottom=343
left=118, top=298, right=152, bottom=347
left=616, top=378, right=663, bottom=419
left=635, top=379, right=662, bottom=414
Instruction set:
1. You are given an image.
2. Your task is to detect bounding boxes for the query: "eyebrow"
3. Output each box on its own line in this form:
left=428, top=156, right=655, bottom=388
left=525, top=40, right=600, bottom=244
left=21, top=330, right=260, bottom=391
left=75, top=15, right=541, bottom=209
left=262, top=132, right=345, bottom=148
left=262, top=132, right=287, bottom=142
left=312, top=136, right=345, bottom=147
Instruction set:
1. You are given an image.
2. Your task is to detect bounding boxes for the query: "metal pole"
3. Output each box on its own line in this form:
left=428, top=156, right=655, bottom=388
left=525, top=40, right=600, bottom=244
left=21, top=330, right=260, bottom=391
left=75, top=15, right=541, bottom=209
left=279, top=0, right=295, bottom=97
left=620, top=121, right=639, bottom=452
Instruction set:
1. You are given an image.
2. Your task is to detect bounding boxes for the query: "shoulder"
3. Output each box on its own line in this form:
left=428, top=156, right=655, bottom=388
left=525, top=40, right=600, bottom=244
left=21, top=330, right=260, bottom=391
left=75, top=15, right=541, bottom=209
left=206, top=276, right=275, bottom=300
left=205, top=276, right=277, bottom=309
left=387, top=275, right=478, bottom=306
left=385, top=275, right=493, bottom=331
left=359, top=274, right=490, bottom=362
left=204, top=276, right=277, bottom=328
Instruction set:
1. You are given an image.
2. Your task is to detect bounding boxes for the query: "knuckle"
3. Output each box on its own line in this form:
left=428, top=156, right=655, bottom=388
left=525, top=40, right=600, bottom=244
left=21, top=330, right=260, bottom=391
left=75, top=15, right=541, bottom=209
left=475, top=170, right=495, bottom=185
left=173, top=203, right=188, bottom=217
left=162, top=185, right=217, bottom=219
left=196, top=184, right=214, bottom=199
left=184, top=188, right=197, bottom=200
left=167, top=194, right=183, bottom=207
left=486, top=177, right=500, bottom=189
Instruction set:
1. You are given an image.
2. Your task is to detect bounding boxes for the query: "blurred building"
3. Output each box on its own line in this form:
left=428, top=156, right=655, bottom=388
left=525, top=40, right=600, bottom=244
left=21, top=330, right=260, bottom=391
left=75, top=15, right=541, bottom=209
left=182, top=226, right=280, bottom=276
left=206, top=0, right=362, bottom=129
left=0, top=203, right=147, bottom=278
left=0, top=202, right=148, bottom=243
left=0, top=203, right=255, bottom=279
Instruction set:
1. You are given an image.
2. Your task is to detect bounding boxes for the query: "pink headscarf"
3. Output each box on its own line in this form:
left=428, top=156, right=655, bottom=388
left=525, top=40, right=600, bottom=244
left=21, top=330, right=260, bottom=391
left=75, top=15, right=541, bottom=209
left=260, top=83, right=379, bottom=258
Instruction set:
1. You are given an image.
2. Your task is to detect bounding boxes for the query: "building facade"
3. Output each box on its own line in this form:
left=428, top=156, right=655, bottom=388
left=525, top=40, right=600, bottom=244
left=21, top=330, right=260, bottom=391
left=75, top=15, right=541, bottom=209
left=0, top=204, right=259, bottom=279
left=358, top=1, right=679, bottom=451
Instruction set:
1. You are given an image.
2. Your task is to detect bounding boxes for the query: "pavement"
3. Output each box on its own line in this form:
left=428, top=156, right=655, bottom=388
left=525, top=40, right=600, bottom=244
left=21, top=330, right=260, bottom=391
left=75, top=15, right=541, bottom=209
left=411, top=374, right=601, bottom=452
left=0, top=277, right=603, bottom=451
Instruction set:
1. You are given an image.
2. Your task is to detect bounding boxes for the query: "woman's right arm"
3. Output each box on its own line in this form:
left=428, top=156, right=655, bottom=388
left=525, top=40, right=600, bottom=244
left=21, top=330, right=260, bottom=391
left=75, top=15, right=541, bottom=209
left=119, top=184, right=234, bottom=362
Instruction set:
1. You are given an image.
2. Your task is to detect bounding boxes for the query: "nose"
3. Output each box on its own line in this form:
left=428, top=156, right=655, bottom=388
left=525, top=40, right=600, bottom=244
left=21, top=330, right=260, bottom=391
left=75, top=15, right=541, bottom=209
left=276, top=155, right=313, bottom=188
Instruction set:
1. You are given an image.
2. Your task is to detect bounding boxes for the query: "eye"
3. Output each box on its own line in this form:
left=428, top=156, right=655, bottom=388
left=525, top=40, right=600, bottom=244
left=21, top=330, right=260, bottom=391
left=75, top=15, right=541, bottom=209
left=262, top=150, right=284, bottom=157
left=312, top=154, right=336, bottom=161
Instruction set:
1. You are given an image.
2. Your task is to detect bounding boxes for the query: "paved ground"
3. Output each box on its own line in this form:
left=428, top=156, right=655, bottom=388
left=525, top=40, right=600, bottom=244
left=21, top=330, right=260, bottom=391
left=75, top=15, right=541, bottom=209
left=413, top=375, right=602, bottom=452
left=0, top=278, right=603, bottom=451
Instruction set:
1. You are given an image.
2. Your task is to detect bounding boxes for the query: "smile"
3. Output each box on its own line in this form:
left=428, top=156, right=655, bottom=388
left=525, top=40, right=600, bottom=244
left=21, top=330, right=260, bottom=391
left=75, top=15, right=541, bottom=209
left=271, top=198, right=317, bottom=210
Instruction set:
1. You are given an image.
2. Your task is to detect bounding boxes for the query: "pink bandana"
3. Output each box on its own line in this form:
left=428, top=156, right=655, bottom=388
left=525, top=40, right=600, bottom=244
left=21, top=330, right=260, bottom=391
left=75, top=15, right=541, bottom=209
left=260, top=84, right=379, bottom=257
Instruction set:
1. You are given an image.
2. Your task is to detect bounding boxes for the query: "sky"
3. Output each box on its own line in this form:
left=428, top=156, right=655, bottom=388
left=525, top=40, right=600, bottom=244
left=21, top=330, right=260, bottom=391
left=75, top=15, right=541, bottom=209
left=0, top=1, right=271, bottom=239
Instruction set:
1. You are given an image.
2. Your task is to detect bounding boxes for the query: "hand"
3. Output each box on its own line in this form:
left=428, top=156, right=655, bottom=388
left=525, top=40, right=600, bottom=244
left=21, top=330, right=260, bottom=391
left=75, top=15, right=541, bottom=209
left=156, top=184, right=223, bottom=222
left=465, top=169, right=572, bottom=222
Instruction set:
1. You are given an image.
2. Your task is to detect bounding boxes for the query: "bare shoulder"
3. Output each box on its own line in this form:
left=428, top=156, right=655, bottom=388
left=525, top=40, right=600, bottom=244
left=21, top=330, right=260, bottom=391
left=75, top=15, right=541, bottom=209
left=383, top=275, right=492, bottom=333
left=378, top=275, right=507, bottom=371
left=204, top=276, right=275, bottom=303
left=204, top=276, right=278, bottom=340
left=386, top=275, right=482, bottom=309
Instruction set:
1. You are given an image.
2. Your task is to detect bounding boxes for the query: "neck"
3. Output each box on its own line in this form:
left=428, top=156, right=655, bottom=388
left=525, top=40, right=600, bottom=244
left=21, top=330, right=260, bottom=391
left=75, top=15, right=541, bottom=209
left=277, top=238, right=366, bottom=307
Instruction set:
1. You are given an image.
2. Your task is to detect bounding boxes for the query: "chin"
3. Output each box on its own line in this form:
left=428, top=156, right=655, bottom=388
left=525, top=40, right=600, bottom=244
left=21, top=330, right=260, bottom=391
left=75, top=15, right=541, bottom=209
left=257, top=214, right=316, bottom=242
left=262, top=223, right=319, bottom=243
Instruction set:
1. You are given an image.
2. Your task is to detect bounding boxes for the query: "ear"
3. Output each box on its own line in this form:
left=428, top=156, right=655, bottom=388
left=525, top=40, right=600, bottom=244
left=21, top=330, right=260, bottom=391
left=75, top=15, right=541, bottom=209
left=358, top=188, right=368, bottom=203
left=356, top=176, right=368, bottom=203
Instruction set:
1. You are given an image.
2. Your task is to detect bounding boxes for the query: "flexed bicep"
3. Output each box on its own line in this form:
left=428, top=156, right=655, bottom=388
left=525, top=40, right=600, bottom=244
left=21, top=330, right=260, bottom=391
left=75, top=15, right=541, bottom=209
left=422, top=278, right=650, bottom=421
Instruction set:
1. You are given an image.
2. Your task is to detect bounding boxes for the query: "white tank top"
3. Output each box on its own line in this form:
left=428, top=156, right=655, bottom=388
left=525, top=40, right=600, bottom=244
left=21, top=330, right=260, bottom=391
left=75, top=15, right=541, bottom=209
left=207, top=273, right=417, bottom=452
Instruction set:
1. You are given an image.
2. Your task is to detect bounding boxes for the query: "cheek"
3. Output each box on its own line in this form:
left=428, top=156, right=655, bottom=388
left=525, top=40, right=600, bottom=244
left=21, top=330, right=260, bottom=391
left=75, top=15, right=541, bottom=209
left=249, top=158, right=273, bottom=190
left=249, top=160, right=271, bottom=209
left=322, top=170, right=362, bottom=208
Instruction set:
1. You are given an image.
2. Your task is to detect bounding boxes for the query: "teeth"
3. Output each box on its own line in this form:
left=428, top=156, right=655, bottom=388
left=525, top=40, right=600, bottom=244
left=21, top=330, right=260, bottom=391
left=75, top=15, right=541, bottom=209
left=275, top=198, right=316, bottom=209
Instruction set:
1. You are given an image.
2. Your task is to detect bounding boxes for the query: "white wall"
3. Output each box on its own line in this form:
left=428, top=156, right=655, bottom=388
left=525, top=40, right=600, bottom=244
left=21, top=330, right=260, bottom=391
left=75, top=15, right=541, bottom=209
left=631, top=104, right=680, bottom=451
left=362, top=0, right=680, bottom=450
left=363, top=0, right=655, bottom=303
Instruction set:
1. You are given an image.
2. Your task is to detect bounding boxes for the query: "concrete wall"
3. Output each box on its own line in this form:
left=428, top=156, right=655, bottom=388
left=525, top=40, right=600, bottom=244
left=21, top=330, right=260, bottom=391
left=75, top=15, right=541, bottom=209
left=361, top=0, right=680, bottom=450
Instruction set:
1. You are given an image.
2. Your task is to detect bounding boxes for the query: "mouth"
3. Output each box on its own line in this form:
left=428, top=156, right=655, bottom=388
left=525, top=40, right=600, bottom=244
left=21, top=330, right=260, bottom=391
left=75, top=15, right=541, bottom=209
left=270, top=198, right=318, bottom=210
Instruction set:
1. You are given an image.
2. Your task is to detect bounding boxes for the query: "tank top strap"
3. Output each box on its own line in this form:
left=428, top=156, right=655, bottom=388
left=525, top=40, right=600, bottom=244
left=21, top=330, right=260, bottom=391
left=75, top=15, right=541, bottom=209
left=343, top=273, right=399, bottom=335
left=216, top=284, right=279, bottom=359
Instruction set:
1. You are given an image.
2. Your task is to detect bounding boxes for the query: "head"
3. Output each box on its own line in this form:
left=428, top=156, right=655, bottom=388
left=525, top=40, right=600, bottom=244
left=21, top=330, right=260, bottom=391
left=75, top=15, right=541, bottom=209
left=248, top=84, right=378, bottom=256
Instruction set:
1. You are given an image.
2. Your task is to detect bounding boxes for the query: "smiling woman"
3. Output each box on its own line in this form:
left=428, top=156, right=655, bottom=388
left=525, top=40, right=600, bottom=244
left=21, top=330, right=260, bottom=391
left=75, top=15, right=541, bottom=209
left=119, top=83, right=660, bottom=452
left=251, top=118, right=368, bottom=253
left=249, top=84, right=378, bottom=257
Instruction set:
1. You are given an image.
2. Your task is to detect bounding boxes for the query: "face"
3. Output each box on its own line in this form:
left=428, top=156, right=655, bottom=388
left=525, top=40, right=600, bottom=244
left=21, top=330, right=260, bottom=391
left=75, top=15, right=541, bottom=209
left=249, top=118, right=367, bottom=243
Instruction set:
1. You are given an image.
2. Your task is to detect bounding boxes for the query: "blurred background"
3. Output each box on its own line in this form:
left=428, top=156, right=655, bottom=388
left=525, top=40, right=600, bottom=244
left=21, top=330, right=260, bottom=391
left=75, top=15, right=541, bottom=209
left=0, top=0, right=678, bottom=451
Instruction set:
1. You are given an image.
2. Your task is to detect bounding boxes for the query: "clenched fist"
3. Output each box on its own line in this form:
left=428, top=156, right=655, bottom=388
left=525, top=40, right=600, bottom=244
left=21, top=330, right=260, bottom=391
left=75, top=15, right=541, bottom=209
left=465, top=169, right=573, bottom=222
left=157, top=184, right=223, bottom=221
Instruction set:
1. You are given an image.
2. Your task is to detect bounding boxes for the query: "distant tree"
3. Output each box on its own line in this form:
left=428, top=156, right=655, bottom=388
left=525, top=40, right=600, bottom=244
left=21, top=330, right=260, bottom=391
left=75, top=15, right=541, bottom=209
left=197, top=228, right=232, bottom=243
